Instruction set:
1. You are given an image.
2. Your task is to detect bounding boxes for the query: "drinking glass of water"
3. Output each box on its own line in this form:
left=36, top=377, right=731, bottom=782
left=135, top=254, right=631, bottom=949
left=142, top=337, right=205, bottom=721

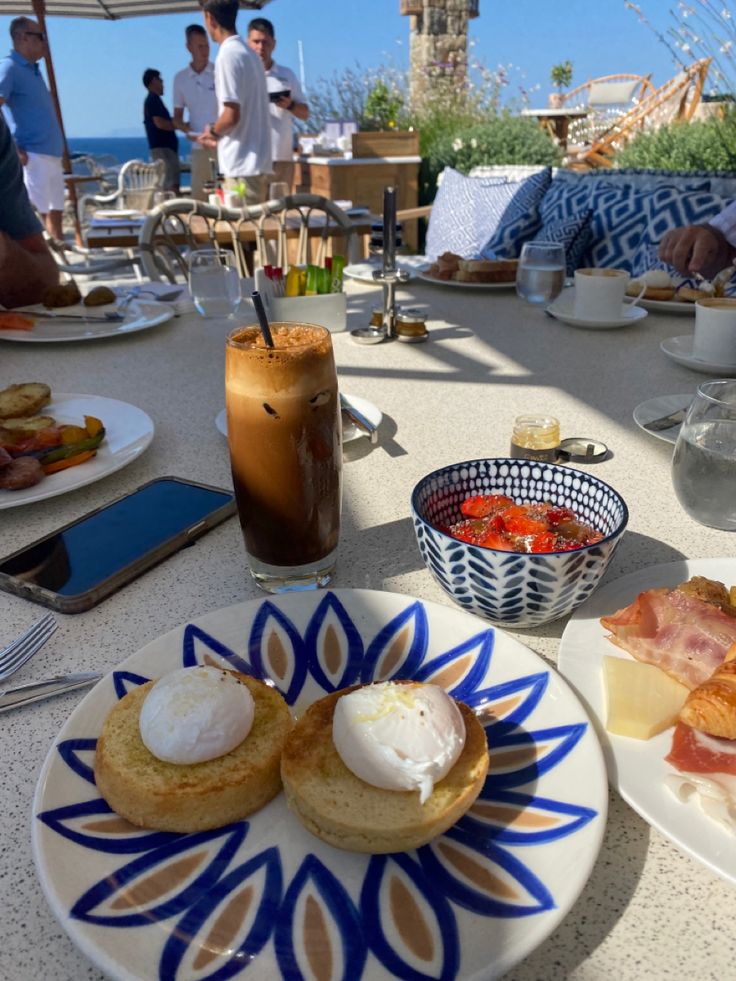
left=516, top=241, right=566, bottom=305
left=671, top=379, right=736, bottom=530
left=189, top=248, right=241, bottom=319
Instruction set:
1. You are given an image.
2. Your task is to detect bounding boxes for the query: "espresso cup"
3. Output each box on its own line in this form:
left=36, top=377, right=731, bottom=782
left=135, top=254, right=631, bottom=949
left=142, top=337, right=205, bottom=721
left=693, top=298, right=736, bottom=364
left=574, top=268, right=631, bottom=320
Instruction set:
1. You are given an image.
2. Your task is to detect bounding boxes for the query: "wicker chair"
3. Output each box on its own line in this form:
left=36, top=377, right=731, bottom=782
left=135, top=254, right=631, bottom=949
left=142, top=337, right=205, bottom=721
left=137, top=193, right=359, bottom=283
left=566, top=58, right=712, bottom=170
left=563, top=73, right=655, bottom=147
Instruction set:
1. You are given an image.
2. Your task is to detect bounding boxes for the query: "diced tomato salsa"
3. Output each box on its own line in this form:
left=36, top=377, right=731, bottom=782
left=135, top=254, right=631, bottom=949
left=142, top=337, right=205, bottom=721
left=442, top=493, right=604, bottom=554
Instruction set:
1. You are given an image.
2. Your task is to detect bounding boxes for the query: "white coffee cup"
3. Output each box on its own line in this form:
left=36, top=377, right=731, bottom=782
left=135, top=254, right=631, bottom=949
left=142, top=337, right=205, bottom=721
left=693, top=298, right=736, bottom=363
left=574, top=268, right=634, bottom=320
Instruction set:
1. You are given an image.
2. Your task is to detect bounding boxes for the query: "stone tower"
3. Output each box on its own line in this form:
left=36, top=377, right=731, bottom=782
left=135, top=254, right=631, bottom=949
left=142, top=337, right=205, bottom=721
left=400, top=0, right=480, bottom=107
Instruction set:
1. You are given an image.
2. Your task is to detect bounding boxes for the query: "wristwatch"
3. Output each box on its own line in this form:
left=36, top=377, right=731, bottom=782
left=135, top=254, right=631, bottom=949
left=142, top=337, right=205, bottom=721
left=207, top=124, right=221, bottom=141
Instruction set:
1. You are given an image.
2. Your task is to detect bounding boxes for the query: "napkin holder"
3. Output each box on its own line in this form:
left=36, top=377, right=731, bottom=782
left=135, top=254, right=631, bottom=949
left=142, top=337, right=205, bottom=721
left=253, top=268, right=347, bottom=333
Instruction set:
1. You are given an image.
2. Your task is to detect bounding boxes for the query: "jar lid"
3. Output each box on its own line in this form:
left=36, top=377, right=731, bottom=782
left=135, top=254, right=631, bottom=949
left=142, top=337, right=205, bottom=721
left=556, top=437, right=609, bottom=463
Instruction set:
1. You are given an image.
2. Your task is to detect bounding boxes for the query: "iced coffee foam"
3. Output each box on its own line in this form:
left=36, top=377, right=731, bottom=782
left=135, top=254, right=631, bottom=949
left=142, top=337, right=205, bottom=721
left=227, top=324, right=335, bottom=398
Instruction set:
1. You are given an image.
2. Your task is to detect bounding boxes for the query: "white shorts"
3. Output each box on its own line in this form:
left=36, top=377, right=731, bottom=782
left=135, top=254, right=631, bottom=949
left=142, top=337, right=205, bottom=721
left=24, top=153, right=65, bottom=213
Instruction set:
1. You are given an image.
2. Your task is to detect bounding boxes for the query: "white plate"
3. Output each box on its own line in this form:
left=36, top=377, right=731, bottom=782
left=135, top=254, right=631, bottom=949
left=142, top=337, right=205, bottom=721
left=344, top=256, right=431, bottom=284
left=632, top=393, right=693, bottom=444
left=417, top=272, right=516, bottom=290
left=660, top=335, right=736, bottom=374
left=547, top=294, right=648, bottom=329
left=636, top=297, right=697, bottom=315
left=32, top=589, right=606, bottom=981
left=558, top=558, right=736, bottom=886
left=215, top=392, right=383, bottom=445
left=0, top=300, right=174, bottom=344
left=0, top=394, right=154, bottom=510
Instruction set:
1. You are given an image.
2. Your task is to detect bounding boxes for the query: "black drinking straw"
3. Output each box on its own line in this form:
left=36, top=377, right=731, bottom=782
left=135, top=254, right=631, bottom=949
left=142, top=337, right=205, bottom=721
left=251, top=290, right=274, bottom=347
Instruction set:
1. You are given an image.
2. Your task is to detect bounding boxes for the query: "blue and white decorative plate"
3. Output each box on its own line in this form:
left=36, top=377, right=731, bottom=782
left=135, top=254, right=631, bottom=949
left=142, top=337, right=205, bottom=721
left=32, top=589, right=606, bottom=981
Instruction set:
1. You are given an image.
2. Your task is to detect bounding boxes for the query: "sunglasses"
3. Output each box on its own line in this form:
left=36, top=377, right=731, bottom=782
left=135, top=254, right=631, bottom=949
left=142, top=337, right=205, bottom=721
left=24, top=31, right=46, bottom=41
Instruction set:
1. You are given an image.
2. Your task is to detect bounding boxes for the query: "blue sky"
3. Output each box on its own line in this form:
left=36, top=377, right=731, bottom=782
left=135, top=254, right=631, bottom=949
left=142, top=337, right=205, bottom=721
left=0, top=1, right=696, bottom=138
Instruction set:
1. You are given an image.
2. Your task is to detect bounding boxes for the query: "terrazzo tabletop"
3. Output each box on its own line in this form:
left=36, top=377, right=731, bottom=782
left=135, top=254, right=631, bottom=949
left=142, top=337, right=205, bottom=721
left=1, top=276, right=734, bottom=981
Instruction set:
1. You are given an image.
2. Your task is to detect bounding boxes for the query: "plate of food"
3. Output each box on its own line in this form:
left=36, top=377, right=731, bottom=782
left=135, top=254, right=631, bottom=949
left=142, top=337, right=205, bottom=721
left=0, top=283, right=174, bottom=343
left=420, top=252, right=518, bottom=289
left=344, top=256, right=431, bottom=284
left=558, top=557, right=736, bottom=885
left=215, top=392, right=383, bottom=445
left=33, top=589, right=606, bottom=981
left=626, top=269, right=733, bottom=315
left=0, top=387, right=154, bottom=509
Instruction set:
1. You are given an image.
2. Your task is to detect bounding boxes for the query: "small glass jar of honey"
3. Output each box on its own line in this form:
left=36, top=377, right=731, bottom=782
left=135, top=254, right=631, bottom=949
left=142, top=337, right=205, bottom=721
left=510, top=415, right=560, bottom=462
left=396, top=309, right=428, bottom=342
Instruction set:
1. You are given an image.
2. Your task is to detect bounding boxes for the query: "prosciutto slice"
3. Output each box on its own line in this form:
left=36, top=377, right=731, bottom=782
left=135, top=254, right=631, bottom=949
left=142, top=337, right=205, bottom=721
left=665, top=723, right=736, bottom=832
left=601, top=577, right=736, bottom=689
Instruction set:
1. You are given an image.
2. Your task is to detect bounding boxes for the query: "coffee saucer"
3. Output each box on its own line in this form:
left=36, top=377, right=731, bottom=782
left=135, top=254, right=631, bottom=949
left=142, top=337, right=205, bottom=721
left=660, top=335, right=736, bottom=375
left=546, top=293, right=648, bottom=329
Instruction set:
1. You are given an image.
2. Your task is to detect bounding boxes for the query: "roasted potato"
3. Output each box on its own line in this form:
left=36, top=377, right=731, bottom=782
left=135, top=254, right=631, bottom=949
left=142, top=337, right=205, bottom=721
left=83, top=286, right=116, bottom=307
left=0, top=382, right=51, bottom=419
left=0, top=414, right=55, bottom=431
left=42, top=281, right=82, bottom=308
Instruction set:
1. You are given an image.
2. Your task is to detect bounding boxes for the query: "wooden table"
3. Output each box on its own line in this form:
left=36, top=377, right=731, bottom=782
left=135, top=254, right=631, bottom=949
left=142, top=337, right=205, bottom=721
left=2, top=279, right=735, bottom=980
left=520, top=107, right=589, bottom=149
left=295, top=153, right=422, bottom=250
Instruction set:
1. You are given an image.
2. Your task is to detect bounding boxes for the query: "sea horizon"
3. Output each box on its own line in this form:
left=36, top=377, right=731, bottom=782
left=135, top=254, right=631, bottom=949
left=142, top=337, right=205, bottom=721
left=68, top=136, right=192, bottom=166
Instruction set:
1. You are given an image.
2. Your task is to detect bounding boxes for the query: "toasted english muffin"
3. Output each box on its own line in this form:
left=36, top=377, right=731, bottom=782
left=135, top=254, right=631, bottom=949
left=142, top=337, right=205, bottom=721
left=280, top=684, right=489, bottom=853
left=626, top=283, right=675, bottom=301
left=95, top=672, right=293, bottom=833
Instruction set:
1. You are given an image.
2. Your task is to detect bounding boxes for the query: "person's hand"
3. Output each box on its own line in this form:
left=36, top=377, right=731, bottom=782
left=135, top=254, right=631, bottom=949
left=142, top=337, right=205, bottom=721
left=275, top=95, right=293, bottom=111
left=658, top=223, right=733, bottom=279
left=197, top=132, right=217, bottom=149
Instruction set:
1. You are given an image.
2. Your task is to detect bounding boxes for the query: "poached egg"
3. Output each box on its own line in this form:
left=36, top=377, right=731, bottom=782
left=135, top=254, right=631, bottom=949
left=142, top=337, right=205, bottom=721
left=332, top=681, right=466, bottom=804
left=139, top=666, right=255, bottom=764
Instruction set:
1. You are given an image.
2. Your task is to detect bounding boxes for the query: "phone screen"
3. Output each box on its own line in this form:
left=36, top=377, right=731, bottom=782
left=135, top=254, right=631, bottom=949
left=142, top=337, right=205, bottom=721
left=0, top=478, right=234, bottom=598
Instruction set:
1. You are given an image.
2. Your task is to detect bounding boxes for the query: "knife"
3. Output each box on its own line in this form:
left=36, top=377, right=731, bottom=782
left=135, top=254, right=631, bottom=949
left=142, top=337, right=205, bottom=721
left=0, top=672, right=102, bottom=713
left=340, top=394, right=378, bottom=444
left=642, top=407, right=688, bottom=432
left=21, top=310, right=125, bottom=323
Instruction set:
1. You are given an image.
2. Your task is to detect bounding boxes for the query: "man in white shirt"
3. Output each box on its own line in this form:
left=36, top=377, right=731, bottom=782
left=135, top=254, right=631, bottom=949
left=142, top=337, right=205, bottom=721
left=197, top=0, right=271, bottom=206
left=173, top=24, right=217, bottom=201
left=659, top=201, right=736, bottom=278
left=247, top=17, right=309, bottom=191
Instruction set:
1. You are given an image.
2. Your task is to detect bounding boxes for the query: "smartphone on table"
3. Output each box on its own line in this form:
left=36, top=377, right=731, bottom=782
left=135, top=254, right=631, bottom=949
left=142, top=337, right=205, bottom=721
left=0, top=476, right=236, bottom=613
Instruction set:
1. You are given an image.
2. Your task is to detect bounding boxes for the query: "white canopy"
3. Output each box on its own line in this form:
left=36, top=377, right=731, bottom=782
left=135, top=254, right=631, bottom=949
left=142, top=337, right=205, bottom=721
left=0, top=0, right=270, bottom=17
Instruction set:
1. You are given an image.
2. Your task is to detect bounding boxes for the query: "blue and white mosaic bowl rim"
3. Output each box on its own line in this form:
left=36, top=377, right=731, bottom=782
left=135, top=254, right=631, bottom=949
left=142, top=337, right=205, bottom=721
left=32, top=589, right=607, bottom=981
left=411, top=458, right=629, bottom=555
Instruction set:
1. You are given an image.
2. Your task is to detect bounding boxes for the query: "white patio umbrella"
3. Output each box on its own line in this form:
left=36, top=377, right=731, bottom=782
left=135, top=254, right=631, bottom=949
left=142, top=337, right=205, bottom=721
left=0, top=0, right=272, bottom=237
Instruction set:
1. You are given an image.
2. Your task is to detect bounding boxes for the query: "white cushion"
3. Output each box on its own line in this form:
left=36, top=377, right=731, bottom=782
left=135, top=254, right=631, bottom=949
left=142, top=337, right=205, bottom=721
left=587, top=79, right=640, bottom=106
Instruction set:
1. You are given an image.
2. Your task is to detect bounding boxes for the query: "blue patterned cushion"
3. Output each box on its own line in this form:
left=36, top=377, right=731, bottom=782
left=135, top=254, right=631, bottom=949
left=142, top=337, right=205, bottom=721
left=480, top=168, right=552, bottom=258
left=630, top=187, right=734, bottom=277
left=425, top=167, right=551, bottom=260
left=425, top=167, right=507, bottom=260
left=534, top=209, right=593, bottom=275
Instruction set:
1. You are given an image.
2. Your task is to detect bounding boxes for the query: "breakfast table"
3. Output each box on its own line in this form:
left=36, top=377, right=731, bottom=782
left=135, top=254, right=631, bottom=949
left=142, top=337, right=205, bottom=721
left=1, top=272, right=735, bottom=981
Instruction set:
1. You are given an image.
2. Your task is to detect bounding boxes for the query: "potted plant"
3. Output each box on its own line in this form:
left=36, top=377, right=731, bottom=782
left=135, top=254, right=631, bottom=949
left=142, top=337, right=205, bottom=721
left=548, top=61, right=573, bottom=109
left=352, top=80, right=419, bottom=157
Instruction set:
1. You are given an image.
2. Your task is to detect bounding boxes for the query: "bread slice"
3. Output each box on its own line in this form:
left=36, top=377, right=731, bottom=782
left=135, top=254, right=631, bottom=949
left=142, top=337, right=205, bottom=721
left=0, top=383, right=51, bottom=420
left=95, top=672, right=293, bottom=832
left=455, top=258, right=518, bottom=283
left=281, top=684, right=489, bottom=853
left=626, top=283, right=675, bottom=301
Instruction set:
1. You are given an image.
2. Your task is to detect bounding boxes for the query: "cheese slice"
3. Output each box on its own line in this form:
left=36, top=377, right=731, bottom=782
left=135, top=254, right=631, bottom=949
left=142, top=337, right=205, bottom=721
left=603, top=656, right=689, bottom=740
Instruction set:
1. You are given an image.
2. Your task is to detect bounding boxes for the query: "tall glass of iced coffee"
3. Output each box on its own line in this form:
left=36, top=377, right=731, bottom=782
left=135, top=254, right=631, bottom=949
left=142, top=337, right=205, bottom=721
left=225, top=322, right=342, bottom=592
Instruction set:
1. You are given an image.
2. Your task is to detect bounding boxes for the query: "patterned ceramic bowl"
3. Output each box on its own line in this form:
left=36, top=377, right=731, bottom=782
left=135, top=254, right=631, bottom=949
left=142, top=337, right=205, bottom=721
left=411, top=458, right=628, bottom=628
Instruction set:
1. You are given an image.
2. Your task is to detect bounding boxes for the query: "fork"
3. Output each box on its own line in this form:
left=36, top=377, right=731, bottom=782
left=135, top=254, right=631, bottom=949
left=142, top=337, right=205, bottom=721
left=0, top=612, right=57, bottom=682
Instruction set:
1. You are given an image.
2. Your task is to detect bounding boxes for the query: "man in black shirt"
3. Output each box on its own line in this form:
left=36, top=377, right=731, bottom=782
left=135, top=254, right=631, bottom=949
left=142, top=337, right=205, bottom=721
left=143, top=68, right=189, bottom=193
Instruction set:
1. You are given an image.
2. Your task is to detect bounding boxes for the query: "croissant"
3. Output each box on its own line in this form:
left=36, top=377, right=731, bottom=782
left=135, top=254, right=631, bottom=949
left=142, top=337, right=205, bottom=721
left=679, top=643, right=736, bottom=738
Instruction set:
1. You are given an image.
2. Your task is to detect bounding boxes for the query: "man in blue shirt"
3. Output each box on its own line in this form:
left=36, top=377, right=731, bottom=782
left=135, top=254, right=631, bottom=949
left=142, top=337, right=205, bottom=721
left=0, top=112, right=58, bottom=308
left=143, top=68, right=189, bottom=194
left=0, top=17, right=65, bottom=241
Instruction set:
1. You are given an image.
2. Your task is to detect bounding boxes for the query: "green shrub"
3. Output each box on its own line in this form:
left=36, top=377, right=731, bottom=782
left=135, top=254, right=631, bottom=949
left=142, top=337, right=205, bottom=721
left=616, top=111, right=736, bottom=171
left=420, top=116, right=561, bottom=202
